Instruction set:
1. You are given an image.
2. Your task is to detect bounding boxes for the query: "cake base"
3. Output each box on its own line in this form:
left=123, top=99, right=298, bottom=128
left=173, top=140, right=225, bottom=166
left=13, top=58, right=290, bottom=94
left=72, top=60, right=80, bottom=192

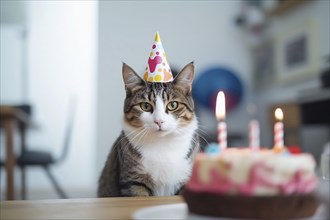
left=182, top=188, right=320, bottom=219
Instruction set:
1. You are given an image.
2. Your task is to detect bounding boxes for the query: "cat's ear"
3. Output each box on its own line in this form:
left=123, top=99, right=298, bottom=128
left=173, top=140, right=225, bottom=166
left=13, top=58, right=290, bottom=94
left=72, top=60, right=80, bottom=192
left=122, top=63, right=145, bottom=92
left=173, top=62, right=195, bottom=93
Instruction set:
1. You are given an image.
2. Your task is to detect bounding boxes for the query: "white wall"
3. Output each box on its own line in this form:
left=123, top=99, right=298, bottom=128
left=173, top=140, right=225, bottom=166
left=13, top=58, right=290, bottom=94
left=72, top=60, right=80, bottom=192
left=1, top=1, right=98, bottom=199
left=25, top=1, right=98, bottom=197
left=0, top=25, right=25, bottom=104
left=97, top=1, right=252, bottom=171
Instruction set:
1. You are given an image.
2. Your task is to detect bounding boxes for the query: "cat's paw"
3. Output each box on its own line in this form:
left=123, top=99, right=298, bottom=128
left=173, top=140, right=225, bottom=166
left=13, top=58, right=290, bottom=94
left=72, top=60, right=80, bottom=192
left=121, top=185, right=152, bottom=197
left=133, top=188, right=151, bottom=197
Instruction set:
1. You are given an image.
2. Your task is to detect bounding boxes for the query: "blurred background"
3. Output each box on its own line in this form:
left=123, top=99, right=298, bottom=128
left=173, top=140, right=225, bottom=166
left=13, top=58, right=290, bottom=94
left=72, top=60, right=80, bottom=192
left=0, top=0, right=329, bottom=200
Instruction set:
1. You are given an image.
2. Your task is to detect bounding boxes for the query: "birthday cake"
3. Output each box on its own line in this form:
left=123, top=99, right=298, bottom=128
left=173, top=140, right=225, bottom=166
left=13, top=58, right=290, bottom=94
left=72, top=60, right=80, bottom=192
left=183, top=148, right=320, bottom=219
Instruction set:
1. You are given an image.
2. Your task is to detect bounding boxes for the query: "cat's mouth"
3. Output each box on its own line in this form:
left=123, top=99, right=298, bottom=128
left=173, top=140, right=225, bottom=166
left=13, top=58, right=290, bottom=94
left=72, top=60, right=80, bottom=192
left=153, top=128, right=174, bottom=137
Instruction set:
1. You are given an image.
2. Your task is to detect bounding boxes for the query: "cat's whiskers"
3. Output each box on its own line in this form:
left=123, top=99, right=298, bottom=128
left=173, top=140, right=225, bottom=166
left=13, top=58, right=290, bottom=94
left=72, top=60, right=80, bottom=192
left=122, top=129, right=141, bottom=139
left=118, top=129, right=141, bottom=146
left=195, top=124, right=210, bottom=144
left=174, top=126, right=205, bottom=147
left=142, top=124, right=171, bottom=138
left=134, top=129, right=150, bottom=151
left=174, top=129, right=197, bottom=145
left=120, top=128, right=148, bottom=156
left=134, top=129, right=147, bottom=146
left=127, top=128, right=148, bottom=147
left=174, top=126, right=193, bottom=136
left=196, top=125, right=209, bottom=136
left=196, top=129, right=209, bottom=145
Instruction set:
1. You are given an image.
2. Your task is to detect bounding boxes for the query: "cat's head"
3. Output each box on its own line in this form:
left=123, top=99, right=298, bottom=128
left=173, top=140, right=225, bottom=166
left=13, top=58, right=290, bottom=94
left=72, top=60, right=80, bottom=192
left=122, top=62, right=196, bottom=138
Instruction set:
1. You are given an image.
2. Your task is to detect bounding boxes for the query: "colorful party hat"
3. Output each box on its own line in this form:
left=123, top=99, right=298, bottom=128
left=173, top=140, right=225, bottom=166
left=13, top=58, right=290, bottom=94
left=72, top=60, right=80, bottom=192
left=144, top=32, right=173, bottom=82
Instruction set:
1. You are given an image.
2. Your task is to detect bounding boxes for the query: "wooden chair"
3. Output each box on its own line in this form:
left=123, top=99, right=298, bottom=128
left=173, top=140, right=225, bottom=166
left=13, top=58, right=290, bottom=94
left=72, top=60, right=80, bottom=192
left=18, top=99, right=76, bottom=199
left=1, top=100, right=76, bottom=199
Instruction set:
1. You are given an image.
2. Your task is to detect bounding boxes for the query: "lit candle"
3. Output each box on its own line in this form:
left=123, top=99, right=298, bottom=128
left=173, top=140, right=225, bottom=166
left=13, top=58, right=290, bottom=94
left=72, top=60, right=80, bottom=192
left=247, top=103, right=260, bottom=149
left=249, top=119, right=260, bottom=149
left=216, top=91, right=227, bottom=150
left=274, top=108, right=284, bottom=148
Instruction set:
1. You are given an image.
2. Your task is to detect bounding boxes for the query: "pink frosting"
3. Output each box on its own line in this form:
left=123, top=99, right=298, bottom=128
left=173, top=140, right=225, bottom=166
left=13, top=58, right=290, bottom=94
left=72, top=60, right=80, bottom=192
left=187, top=159, right=318, bottom=196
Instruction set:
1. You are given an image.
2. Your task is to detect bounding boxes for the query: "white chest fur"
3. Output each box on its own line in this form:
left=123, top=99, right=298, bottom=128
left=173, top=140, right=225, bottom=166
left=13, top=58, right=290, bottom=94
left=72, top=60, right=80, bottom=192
left=138, top=133, right=194, bottom=196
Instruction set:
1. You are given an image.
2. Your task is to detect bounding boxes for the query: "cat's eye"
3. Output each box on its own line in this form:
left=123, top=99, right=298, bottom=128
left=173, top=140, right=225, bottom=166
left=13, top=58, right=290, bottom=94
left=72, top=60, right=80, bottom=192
left=140, top=102, right=153, bottom=112
left=167, top=101, right=179, bottom=111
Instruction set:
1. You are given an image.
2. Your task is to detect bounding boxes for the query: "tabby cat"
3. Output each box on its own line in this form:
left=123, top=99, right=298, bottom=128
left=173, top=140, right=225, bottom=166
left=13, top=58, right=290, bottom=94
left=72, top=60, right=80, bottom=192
left=97, top=62, right=200, bottom=197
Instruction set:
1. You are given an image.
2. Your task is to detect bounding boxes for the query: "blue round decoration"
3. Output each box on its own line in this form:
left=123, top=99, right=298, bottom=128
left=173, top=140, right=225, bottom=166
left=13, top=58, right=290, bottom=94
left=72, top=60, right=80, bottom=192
left=192, top=67, right=244, bottom=112
left=205, top=142, right=221, bottom=155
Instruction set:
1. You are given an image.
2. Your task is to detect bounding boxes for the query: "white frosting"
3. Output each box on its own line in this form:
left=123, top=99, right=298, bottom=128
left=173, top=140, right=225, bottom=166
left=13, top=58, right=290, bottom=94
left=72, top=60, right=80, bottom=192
left=187, top=148, right=318, bottom=196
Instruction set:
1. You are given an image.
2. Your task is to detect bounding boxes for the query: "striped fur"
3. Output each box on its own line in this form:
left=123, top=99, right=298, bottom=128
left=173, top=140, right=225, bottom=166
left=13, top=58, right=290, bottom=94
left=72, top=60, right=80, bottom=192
left=98, top=62, right=200, bottom=197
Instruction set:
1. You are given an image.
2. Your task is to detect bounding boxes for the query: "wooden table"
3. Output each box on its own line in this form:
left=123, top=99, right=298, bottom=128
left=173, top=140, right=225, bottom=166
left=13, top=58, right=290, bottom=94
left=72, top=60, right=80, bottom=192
left=0, top=196, right=183, bottom=219
left=0, top=105, right=30, bottom=200
left=1, top=182, right=329, bottom=220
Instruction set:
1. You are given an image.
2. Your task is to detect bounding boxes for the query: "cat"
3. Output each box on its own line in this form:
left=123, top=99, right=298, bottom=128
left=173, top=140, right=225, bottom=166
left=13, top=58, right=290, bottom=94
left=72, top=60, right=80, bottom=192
left=97, top=62, right=200, bottom=197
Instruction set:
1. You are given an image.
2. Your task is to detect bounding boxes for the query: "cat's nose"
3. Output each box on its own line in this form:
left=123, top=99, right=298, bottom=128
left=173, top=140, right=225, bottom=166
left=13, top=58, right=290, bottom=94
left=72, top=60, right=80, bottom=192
left=154, top=120, right=164, bottom=127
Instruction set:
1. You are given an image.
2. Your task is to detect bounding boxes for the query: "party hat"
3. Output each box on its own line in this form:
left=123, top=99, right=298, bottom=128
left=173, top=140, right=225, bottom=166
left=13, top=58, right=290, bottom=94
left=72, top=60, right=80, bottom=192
left=144, top=32, right=173, bottom=82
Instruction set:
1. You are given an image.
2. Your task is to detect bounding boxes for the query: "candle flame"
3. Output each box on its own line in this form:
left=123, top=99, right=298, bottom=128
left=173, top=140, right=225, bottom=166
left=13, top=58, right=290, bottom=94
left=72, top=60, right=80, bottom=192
left=216, top=91, right=226, bottom=120
left=275, top=108, right=283, bottom=121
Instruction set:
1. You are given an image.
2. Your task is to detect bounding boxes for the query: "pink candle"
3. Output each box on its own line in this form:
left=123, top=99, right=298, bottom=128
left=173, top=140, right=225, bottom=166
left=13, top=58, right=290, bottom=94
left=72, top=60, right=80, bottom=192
left=249, top=119, right=260, bottom=149
left=274, top=108, right=284, bottom=148
left=216, top=91, right=227, bottom=150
